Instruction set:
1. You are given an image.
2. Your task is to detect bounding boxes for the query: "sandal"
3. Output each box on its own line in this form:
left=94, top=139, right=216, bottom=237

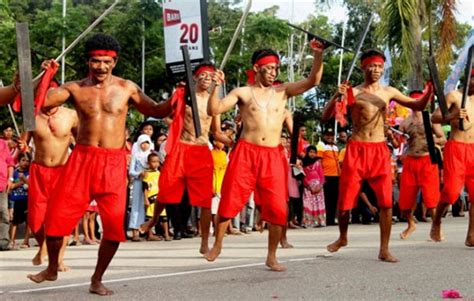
left=146, top=235, right=163, bottom=241
left=68, top=240, right=81, bottom=246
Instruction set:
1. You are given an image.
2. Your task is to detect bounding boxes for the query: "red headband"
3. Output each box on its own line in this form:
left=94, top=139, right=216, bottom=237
left=194, top=66, right=215, bottom=76
left=255, top=55, right=280, bottom=67
left=361, top=56, right=385, bottom=68
left=88, top=50, right=118, bottom=58
left=246, top=55, right=280, bottom=85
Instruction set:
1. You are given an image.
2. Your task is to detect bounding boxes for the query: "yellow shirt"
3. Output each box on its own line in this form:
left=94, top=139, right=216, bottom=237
left=143, top=170, right=165, bottom=217
left=143, top=170, right=160, bottom=198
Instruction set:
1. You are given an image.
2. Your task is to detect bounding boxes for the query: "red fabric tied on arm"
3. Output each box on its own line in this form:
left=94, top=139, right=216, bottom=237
left=334, top=80, right=355, bottom=127
left=12, top=60, right=59, bottom=114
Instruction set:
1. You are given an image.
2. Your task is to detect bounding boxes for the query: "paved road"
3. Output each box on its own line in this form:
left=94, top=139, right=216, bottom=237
left=1, top=216, right=473, bottom=300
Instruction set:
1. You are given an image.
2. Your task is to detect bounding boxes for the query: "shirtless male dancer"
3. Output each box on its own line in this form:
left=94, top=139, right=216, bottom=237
left=398, top=91, right=446, bottom=240
left=27, top=33, right=171, bottom=296
left=322, top=49, right=433, bottom=262
left=141, top=61, right=232, bottom=255
left=206, top=39, right=325, bottom=271
left=20, top=103, right=78, bottom=270
left=430, top=68, right=474, bottom=247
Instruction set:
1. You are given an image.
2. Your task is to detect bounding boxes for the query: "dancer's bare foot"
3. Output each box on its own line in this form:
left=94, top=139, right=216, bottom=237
left=27, top=269, right=58, bottom=283
left=430, top=222, right=444, bottom=242
left=378, top=250, right=399, bottom=263
left=204, top=245, right=221, bottom=262
left=265, top=259, right=287, bottom=272
left=400, top=223, right=416, bottom=240
left=199, top=243, right=209, bottom=255
left=326, top=238, right=347, bottom=253
left=465, top=234, right=474, bottom=247
left=256, top=218, right=266, bottom=233
left=89, top=281, right=114, bottom=296
left=280, top=240, right=294, bottom=249
left=58, top=262, right=70, bottom=272
left=31, top=251, right=45, bottom=266
left=139, top=219, right=156, bottom=234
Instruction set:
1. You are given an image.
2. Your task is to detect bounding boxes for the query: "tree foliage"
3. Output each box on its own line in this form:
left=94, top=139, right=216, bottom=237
left=0, top=0, right=471, bottom=135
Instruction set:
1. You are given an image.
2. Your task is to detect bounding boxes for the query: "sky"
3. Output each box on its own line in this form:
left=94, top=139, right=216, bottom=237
left=245, top=0, right=474, bottom=26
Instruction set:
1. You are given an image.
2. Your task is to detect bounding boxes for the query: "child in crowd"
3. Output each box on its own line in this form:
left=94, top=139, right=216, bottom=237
left=129, top=134, right=152, bottom=241
left=9, top=152, right=31, bottom=248
left=210, top=138, right=234, bottom=234
left=131, top=121, right=155, bottom=156
left=302, top=146, right=326, bottom=227
left=1, top=124, right=20, bottom=163
left=143, top=152, right=171, bottom=241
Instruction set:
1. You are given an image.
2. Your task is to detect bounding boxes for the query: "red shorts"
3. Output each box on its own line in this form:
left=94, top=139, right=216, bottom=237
left=27, top=162, right=64, bottom=234
left=338, top=140, right=392, bottom=211
left=218, top=140, right=288, bottom=226
left=158, top=142, right=213, bottom=208
left=399, top=155, right=440, bottom=210
left=45, top=145, right=127, bottom=242
left=440, top=140, right=474, bottom=205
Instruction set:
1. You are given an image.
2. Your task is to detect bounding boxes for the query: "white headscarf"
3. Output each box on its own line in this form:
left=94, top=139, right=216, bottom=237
left=135, top=134, right=152, bottom=168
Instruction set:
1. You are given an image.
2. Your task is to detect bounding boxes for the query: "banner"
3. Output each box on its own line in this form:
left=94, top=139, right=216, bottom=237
left=163, top=0, right=209, bottom=76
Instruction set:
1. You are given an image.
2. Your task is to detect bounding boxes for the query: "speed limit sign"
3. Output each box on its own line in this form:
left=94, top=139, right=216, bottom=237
left=163, top=0, right=210, bottom=76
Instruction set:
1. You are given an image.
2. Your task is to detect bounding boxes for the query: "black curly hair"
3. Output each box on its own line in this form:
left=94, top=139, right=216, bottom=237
left=1, top=123, right=14, bottom=131
left=251, top=48, right=279, bottom=65
left=147, top=152, right=159, bottom=162
left=84, top=33, right=121, bottom=60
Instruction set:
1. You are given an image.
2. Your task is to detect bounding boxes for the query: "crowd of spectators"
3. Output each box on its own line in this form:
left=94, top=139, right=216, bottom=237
left=1, top=115, right=468, bottom=250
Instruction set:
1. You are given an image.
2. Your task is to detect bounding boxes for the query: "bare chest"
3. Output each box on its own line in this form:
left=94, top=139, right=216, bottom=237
left=35, top=115, right=73, bottom=139
left=405, top=121, right=425, bottom=138
left=242, top=88, right=286, bottom=118
left=352, top=92, right=387, bottom=119
left=71, top=87, right=129, bottom=116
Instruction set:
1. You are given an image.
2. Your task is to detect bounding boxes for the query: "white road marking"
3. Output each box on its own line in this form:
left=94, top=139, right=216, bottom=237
left=10, top=258, right=317, bottom=294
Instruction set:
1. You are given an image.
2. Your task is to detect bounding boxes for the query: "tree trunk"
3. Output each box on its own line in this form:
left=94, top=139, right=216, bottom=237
left=408, top=8, right=424, bottom=91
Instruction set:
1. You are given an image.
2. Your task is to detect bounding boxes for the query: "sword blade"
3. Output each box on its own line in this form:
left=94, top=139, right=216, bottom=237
left=287, top=23, right=353, bottom=53
left=16, top=22, right=35, bottom=131
left=345, top=14, right=374, bottom=82
left=422, top=111, right=438, bottom=164
left=181, top=45, right=201, bottom=138
left=428, top=56, right=449, bottom=118
left=219, top=0, right=252, bottom=70
left=33, top=0, right=120, bottom=81
left=460, top=45, right=474, bottom=131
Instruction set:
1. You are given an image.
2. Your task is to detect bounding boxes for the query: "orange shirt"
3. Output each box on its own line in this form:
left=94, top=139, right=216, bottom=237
left=318, top=143, right=341, bottom=176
